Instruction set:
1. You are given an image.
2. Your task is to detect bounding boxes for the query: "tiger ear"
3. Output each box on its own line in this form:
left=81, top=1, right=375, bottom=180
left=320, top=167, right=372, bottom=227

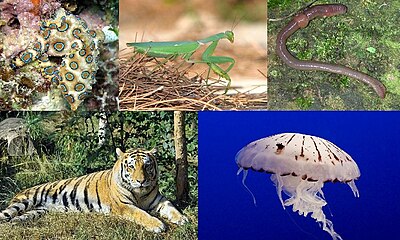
left=116, top=148, right=124, bottom=157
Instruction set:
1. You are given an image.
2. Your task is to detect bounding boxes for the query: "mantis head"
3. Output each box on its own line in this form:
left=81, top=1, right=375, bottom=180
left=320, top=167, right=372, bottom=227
left=224, top=31, right=234, bottom=43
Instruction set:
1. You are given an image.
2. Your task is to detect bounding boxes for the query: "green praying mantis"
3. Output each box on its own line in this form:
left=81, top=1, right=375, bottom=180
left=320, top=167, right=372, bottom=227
left=127, top=31, right=235, bottom=92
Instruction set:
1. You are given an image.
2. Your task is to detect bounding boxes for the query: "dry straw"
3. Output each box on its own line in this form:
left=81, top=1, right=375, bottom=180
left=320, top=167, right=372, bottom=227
left=118, top=52, right=267, bottom=111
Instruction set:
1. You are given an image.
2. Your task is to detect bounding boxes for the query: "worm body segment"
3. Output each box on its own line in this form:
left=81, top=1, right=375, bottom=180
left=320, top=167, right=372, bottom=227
left=276, top=4, right=386, bottom=98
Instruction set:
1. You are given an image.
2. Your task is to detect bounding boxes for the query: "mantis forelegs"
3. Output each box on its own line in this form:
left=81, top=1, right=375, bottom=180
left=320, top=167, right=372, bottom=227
left=190, top=40, right=235, bottom=93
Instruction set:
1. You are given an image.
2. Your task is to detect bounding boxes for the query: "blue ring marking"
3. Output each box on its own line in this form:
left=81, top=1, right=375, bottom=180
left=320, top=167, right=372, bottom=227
left=79, top=49, right=86, bottom=56
left=32, top=42, right=42, bottom=52
left=81, top=22, right=88, bottom=29
left=44, top=43, right=50, bottom=52
left=40, top=22, right=46, bottom=30
left=61, top=60, right=66, bottom=67
left=85, top=54, right=93, bottom=64
left=48, top=23, right=57, bottom=29
left=65, top=72, right=75, bottom=81
left=71, top=42, right=78, bottom=49
left=88, top=30, right=96, bottom=38
left=53, top=42, right=65, bottom=52
left=72, top=28, right=82, bottom=39
left=39, top=54, right=49, bottom=62
left=59, top=84, right=68, bottom=92
left=89, top=41, right=95, bottom=51
left=51, top=75, right=60, bottom=85
left=44, top=66, right=55, bottom=75
left=64, top=94, right=75, bottom=103
left=78, top=92, right=89, bottom=100
left=74, top=83, right=85, bottom=92
left=20, top=52, right=33, bottom=63
left=57, top=22, right=69, bottom=32
left=69, top=61, right=79, bottom=70
left=81, top=71, right=90, bottom=79
left=42, top=29, right=51, bottom=39
left=69, top=53, right=75, bottom=59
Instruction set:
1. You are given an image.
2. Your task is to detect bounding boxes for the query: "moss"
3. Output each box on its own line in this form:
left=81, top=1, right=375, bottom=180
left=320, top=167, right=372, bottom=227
left=295, top=96, right=314, bottom=109
left=324, top=95, right=346, bottom=110
left=384, top=70, right=400, bottom=95
left=268, top=0, right=400, bottom=109
left=267, top=0, right=294, bottom=9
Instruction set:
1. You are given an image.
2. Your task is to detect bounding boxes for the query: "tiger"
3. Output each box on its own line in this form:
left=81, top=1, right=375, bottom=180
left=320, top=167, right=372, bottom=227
left=0, top=148, right=188, bottom=232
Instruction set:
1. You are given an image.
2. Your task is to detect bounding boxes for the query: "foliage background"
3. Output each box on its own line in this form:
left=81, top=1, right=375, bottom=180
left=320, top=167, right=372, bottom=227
left=267, top=0, right=400, bottom=110
left=0, top=111, right=198, bottom=240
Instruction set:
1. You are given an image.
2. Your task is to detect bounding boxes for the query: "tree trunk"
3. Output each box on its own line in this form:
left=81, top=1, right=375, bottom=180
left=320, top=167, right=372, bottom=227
left=173, top=111, right=189, bottom=206
left=98, top=112, right=107, bottom=146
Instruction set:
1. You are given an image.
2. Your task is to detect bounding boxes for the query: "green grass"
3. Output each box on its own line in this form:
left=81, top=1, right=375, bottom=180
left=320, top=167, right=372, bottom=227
left=268, top=0, right=400, bottom=109
left=0, top=209, right=197, bottom=240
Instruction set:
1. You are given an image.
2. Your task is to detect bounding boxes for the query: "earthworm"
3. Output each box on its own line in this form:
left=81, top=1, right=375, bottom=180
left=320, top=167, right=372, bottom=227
left=276, top=4, right=386, bottom=98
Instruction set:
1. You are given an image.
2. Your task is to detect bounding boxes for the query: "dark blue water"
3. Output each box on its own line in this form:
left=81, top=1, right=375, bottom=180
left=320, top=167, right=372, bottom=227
left=199, top=111, right=400, bottom=240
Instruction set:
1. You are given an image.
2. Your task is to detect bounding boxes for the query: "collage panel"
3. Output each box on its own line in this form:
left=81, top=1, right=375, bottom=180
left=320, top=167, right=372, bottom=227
left=0, top=1, right=119, bottom=111
left=119, top=0, right=267, bottom=110
left=199, top=111, right=400, bottom=240
left=0, top=111, right=198, bottom=239
left=267, top=1, right=399, bottom=109
left=1, top=0, right=399, bottom=239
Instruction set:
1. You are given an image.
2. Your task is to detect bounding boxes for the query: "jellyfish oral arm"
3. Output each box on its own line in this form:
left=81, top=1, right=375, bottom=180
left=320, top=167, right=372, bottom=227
left=347, top=180, right=360, bottom=198
left=271, top=174, right=344, bottom=240
left=271, top=173, right=285, bottom=209
left=237, top=168, right=257, bottom=206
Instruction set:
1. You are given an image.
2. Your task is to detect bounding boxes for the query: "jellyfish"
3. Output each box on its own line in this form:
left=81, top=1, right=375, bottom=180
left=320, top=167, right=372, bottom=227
left=236, top=133, right=360, bottom=240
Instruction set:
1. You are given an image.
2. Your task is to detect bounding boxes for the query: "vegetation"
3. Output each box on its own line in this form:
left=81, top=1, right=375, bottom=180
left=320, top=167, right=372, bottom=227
left=0, top=111, right=198, bottom=239
left=268, top=0, right=400, bottom=109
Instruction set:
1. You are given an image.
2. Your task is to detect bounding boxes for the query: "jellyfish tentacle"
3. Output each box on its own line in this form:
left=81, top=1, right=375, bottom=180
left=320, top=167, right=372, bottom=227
left=318, top=188, right=326, bottom=200
left=271, top=174, right=285, bottom=209
left=347, top=180, right=360, bottom=198
left=238, top=168, right=257, bottom=206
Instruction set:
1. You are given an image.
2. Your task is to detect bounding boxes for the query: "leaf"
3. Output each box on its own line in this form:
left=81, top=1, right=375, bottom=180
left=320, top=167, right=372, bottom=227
left=366, top=47, right=376, bottom=54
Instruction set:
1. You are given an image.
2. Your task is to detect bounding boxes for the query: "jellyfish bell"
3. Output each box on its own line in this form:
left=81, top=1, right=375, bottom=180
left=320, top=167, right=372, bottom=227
left=235, top=133, right=360, bottom=240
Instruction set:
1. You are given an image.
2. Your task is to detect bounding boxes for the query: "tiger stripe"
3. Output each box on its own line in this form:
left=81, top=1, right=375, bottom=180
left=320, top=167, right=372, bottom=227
left=0, top=148, right=187, bottom=232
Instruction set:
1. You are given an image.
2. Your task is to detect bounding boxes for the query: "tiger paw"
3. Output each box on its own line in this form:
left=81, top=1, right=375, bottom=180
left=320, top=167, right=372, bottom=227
left=144, top=217, right=165, bottom=233
left=170, top=213, right=188, bottom=225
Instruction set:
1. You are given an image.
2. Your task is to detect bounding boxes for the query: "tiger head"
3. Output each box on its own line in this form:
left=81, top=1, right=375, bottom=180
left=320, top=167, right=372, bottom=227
left=115, top=148, right=159, bottom=193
